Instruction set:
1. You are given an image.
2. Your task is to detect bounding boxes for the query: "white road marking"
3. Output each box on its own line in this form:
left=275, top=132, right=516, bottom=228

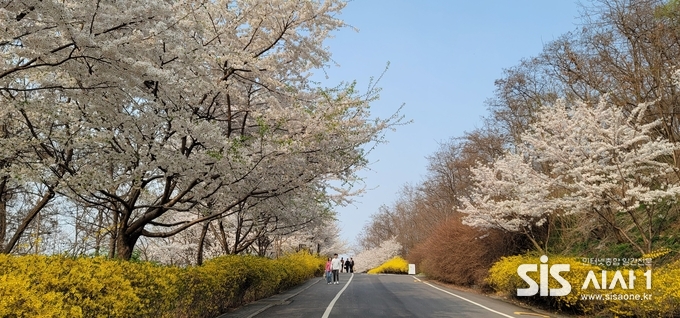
left=321, top=273, right=354, bottom=318
left=413, top=276, right=515, bottom=318
left=514, top=312, right=549, bottom=317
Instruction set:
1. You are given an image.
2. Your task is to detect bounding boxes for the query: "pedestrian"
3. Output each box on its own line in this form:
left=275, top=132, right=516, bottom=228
left=344, top=258, right=351, bottom=274
left=331, top=253, right=342, bottom=284
left=349, top=258, right=355, bottom=273
left=340, top=257, right=344, bottom=273
left=325, top=257, right=333, bottom=284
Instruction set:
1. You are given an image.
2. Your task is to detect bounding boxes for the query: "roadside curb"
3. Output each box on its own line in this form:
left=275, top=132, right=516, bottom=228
left=216, top=277, right=321, bottom=318
left=423, top=278, right=573, bottom=318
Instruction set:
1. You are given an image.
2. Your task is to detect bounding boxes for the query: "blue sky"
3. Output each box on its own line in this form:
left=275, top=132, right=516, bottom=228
left=318, top=1, right=584, bottom=245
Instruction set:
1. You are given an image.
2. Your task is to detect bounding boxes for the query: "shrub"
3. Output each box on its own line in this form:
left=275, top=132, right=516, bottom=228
left=407, top=217, right=526, bottom=287
left=352, top=239, right=402, bottom=273
left=367, top=256, right=409, bottom=274
left=273, top=251, right=325, bottom=289
left=118, top=260, right=181, bottom=317
left=487, top=254, right=680, bottom=317
left=604, top=260, right=680, bottom=317
left=175, top=252, right=324, bottom=317
left=0, top=252, right=325, bottom=318
left=0, top=254, right=145, bottom=317
left=487, top=254, right=603, bottom=313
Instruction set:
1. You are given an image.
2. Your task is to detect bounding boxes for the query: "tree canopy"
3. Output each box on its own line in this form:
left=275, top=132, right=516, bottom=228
left=0, top=0, right=401, bottom=260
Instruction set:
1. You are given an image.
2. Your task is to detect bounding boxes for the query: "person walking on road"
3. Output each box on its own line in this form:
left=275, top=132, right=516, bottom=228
left=325, top=257, right=333, bottom=284
left=339, top=257, right=344, bottom=273
left=331, top=253, right=342, bottom=284
left=349, top=258, right=355, bottom=273
left=344, top=258, right=351, bottom=274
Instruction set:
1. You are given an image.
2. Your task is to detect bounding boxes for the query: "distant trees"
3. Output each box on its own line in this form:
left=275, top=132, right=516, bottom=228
left=359, top=0, right=680, bottom=282
left=0, top=0, right=401, bottom=260
left=357, top=128, right=506, bottom=256
left=356, top=129, right=518, bottom=285
left=352, top=238, right=401, bottom=273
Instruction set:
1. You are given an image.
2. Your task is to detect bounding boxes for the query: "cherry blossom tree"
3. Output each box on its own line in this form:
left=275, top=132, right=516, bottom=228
left=259, top=218, right=348, bottom=258
left=140, top=192, right=343, bottom=265
left=286, top=218, right=350, bottom=256
left=463, top=96, right=680, bottom=255
left=352, top=238, right=401, bottom=273
left=460, top=152, right=557, bottom=252
left=1, top=0, right=401, bottom=259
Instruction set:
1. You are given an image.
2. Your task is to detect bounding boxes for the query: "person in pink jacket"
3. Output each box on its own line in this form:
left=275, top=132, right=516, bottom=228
left=325, top=257, right=333, bottom=284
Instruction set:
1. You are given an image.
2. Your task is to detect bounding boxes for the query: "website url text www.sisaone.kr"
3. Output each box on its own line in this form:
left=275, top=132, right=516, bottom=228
left=580, top=293, right=652, bottom=301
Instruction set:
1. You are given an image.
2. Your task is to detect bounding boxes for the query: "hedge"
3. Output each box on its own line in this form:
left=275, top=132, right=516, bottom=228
left=0, top=252, right=324, bottom=318
left=487, top=254, right=680, bottom=317
left=367, top=256, right=409, bottom=274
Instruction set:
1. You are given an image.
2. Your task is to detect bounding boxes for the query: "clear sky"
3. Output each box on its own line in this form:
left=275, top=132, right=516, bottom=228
left=317, top=0, right=584, bottom=246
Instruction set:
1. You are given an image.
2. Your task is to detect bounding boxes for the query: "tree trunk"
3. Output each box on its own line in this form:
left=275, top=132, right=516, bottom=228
left=196, top=221, right=210, bottom=265
left=0, top=198, right=6, bottom=252
left=0, top=178, right=7, bottom=251
left=115, top=228, right=142, bottom=260
left=108, top=210, right=119, bottom=259
left=94, top=208, right=103, bottom=256
left=215, top=220, right=230, bottom=254
left=2, top=189, right=54, bottom=254
left=34, top=211, right=40, bottom=254
left=522, top=228, right=545, bottom=255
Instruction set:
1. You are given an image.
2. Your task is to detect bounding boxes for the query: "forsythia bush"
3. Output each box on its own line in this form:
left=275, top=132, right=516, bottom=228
left=0, top=252, right=324, bottom=318
left=604, top=259, right=680, bottom=317
left=353, top=239, right=402, bottom=273
left=487, top=254, right=680, bottom=317
left=0, top=254, right=171, bottom=318
left=487, top=254, right=602, bottom=313
left=367, top=256, right=409, bottom=274
left=273, top=251, right=326, bottom=289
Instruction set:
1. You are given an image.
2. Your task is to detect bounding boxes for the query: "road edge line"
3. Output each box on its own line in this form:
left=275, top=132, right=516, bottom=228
left=419, top=280, right=515, bottom=318
left=321, top=273, right=354, bottom=318
left=231, top=278, right=321, bottom=318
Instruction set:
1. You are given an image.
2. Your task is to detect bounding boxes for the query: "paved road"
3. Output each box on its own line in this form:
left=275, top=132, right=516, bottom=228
left=245, top=273, right=552, bottom=318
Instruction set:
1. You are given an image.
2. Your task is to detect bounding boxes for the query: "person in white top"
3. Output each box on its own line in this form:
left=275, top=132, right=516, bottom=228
left=331, top=253, right=342, bottom=284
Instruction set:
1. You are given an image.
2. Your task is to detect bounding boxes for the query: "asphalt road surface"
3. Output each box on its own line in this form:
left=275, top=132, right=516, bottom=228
left=254, top=273, right=550, bottom=318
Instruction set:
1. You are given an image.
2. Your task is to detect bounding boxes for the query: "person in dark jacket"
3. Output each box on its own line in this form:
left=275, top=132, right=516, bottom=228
left=344, top=259, right=351, bottom=273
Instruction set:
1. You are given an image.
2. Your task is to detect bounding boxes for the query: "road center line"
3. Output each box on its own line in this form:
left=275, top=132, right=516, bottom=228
left=414, top=277, right=514, bottom=318
left=321, top=273, right=354, bottom=318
